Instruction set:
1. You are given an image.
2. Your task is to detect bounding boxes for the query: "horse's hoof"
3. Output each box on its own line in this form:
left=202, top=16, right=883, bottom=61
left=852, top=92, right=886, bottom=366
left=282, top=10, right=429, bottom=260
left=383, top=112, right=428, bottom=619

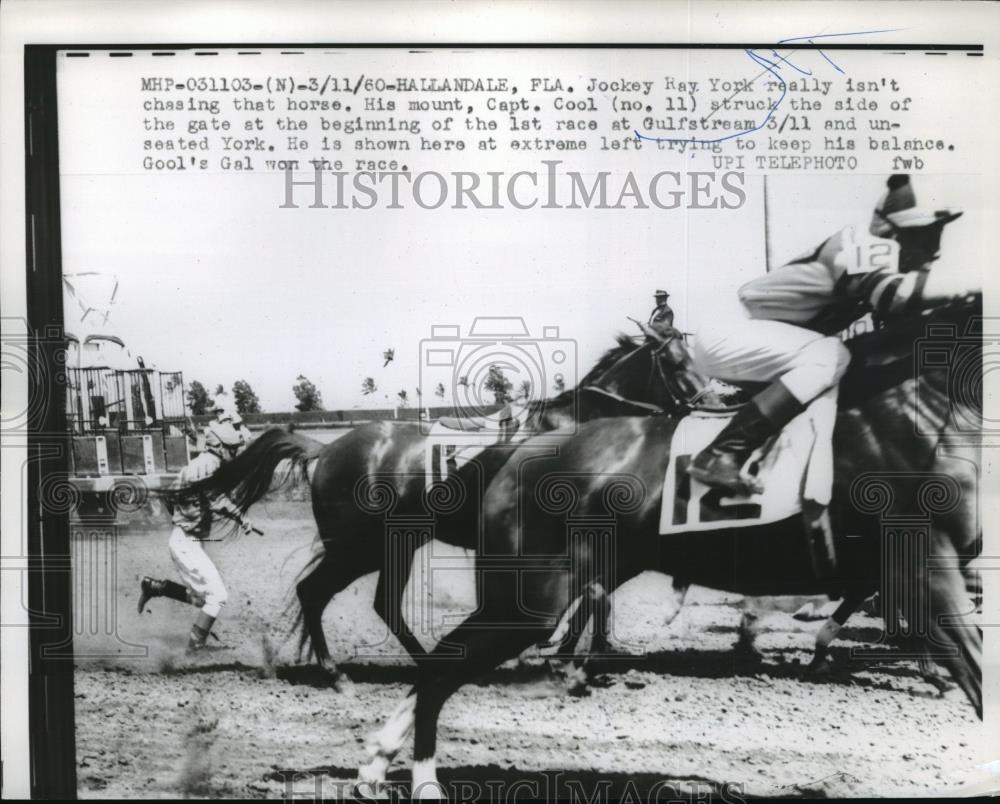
left=413, top=780, right=446, bottom=800
left=734, top=639, right=764, bottom=668
left=807, top=656, right=833, bottom=675
left=358, top=755, right=390, bottom=787
left=591, top=643, right=629, bottom=658
left=925, top=677, right=957, bottom=696
left=567, top=680, right=592, bottom=698
left=334, top=675, right=356, bottom=696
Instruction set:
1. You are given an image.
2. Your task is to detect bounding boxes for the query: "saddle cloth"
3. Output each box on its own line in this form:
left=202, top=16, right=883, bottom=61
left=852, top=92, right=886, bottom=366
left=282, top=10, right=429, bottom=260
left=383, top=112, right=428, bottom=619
left=659, top=403, right=834, bottom=535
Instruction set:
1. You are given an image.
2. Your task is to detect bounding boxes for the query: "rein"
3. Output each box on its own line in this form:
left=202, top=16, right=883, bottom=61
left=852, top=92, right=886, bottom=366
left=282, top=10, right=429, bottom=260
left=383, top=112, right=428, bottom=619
left=646, top=329, right=744, bottom=415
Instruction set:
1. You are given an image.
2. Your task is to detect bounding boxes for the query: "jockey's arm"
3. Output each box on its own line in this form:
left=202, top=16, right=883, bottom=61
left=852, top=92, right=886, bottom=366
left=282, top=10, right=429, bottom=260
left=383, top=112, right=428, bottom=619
left=209, top=493, right=256, bottom=533
left=916, top=265, right=981, bottom=306
left=847, top=263, right=980, bottom=316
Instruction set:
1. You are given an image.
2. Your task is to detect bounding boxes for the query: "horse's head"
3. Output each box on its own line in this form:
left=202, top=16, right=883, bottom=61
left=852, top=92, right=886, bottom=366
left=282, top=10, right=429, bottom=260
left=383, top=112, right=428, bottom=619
left=616, top=320, right=732, bottom=412
left=580, top=323, right=728, bottom=415
left=521, top=322, right=737, bottom=433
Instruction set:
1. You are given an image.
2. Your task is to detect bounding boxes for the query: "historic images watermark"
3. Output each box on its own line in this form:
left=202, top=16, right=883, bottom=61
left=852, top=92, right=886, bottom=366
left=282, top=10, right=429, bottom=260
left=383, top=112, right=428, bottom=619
left=280, top=163, right=746, bottom=211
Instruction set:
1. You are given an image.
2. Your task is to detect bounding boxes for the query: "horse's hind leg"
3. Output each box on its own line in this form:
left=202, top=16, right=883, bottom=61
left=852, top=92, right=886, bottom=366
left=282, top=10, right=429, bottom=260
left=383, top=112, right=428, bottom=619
left=920, top=548, right=982, bottom=717
left=807, top=589, right=870, bottom=672
left=916, top=652, right=955, bottom=695
left=296, top=551, right=362, bottom=691
left=373, top=543, right=430, bottom=662
left=663, top=579, right=690, bottom=629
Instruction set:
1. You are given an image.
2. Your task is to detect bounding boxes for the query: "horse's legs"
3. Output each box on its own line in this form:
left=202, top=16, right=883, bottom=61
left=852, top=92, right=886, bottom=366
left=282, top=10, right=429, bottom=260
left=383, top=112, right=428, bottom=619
left=588, top=581, right=614, bottom=655
left=734, top=600, right=764, bottom=665
left=295, top=553, right=338, bottom=669
left=410, top=621, right=552, bottom=798
left=663, top=579, right=690, bottom=629
left=296, top=549, right=366, bottom=690
left=359, top=616, right=552, bottom=798
left=372, top=540, right=429, bottom=662
left=549, top=581, right=613, bottom=658
left=919, top=544, right=982, bottom=717
left=916, top=653, right=954, bottom=695
left=554, top=582, right=613, bottom=697
left=807, top=589, right=869, bottom=672
left=358, top=691, right=417, bottom=792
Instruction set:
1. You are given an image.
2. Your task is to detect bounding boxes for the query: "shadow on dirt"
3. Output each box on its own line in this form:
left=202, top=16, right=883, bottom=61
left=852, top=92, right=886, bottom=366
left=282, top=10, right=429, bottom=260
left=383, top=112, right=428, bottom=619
left=265, top=643, right=944, bottom=701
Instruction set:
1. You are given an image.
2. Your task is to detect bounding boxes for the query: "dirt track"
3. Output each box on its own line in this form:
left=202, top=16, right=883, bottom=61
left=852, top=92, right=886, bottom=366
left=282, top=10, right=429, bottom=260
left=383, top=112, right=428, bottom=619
left=72, top=501, right=986, bottom=798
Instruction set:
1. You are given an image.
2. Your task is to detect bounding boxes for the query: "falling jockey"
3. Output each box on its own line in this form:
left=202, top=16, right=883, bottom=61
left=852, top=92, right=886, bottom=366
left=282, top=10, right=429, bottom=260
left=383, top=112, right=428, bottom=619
left=688, top=174, right=972, bottom=497
left=137, top=420, right=258, bottom=651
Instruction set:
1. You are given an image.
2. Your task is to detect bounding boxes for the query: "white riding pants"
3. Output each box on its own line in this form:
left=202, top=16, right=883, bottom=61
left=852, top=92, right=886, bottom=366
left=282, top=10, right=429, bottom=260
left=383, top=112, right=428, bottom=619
left=168, top=527, right=228, bottom=618
left=692, top=317, right=851, bottom=405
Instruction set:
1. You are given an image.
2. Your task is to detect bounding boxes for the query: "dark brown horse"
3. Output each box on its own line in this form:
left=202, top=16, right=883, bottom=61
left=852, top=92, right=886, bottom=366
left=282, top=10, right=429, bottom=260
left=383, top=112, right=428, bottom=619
left=164, top=330, right=722, bottom=687
left=358, top=296, right=983, bottom=795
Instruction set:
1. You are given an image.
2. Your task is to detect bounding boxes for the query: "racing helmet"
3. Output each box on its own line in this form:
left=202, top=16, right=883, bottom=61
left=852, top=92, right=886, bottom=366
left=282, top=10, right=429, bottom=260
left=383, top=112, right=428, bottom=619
left=869, top=174, right=962, bottom=238
left=212, top=394, right=234, bottom=422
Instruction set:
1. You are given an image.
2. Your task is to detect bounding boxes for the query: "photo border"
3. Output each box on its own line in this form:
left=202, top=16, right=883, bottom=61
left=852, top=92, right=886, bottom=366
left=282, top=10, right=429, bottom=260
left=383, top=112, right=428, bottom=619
left=19, top=32, right=988, bottom=798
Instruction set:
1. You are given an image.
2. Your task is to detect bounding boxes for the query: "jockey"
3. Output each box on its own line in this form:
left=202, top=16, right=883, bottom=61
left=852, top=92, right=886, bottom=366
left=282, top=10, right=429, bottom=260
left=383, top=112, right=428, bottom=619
left=137, top=420, right=257, bottom=651
left=230, top=410, right=253, bottom=453
left=648, top=289, right=675, bottom=334
left=689, top=174, right=969, bottom=496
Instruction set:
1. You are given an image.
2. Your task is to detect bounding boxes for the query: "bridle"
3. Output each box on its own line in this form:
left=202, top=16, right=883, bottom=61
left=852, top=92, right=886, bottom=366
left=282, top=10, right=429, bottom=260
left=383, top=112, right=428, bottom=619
left=582, top=330, right=704, bottom=415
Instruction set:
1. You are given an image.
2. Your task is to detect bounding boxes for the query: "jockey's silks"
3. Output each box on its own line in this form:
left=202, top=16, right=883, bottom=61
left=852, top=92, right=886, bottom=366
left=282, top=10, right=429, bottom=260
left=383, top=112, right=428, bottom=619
left=737, top=226, right=922, bottom=335
left=170, top=451, right=242, bottom=539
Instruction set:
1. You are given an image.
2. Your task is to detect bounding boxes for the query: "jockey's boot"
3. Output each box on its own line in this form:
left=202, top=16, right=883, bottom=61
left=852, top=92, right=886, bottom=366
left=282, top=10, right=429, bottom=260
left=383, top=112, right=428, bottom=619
left=187, top=611, right=217, bottom=652
left=687, top=380, right=805, bottom=495
left=137, top=576, right=191, bottom=613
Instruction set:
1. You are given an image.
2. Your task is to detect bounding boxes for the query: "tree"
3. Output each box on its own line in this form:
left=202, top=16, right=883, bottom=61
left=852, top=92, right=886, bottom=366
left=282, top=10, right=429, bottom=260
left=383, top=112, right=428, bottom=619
left=457, top=375, right=469, bottom=388
left=293, top=374, right=324, bottom=411
left=397, top=389, right=409, bottom=407
left=214, top=384, right=225, bottom=396
left=434, top=382, right=446, bottom=399
left=553, top=374, right=566, bottom=394
left=382, top=348, right=395, bottom=367
left=232, top=379, right=261, bottom=414
left=517, top=380, right=532, bottom=400
left=361, top=377, right=377, bottom=396
left=484, top=365, right=513, bottom=404
left=187, top=380, right=210, bottom=415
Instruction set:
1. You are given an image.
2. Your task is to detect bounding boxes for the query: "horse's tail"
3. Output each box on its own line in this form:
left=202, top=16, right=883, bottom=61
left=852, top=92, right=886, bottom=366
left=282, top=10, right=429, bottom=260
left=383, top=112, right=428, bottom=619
left=162, top=426, right=322, bottom=514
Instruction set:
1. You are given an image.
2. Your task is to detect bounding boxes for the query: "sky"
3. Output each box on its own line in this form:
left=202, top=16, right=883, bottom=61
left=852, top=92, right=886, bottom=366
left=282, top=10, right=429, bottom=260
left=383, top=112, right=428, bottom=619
left=55, top=49, right=987, bottom=412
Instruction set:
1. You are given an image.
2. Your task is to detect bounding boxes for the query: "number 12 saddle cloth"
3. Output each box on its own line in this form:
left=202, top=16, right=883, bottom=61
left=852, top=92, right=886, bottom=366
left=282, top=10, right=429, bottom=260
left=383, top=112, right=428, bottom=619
left=659, top=401, right=835, bottom=535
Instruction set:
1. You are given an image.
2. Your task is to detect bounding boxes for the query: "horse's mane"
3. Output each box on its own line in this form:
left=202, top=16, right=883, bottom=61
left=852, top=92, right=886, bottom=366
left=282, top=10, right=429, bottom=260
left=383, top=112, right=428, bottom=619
left=580, top=333, right=641, bottom=386
left=524, top=333, right=639, bottom=416
left=845, top=294, right=982, bottom=364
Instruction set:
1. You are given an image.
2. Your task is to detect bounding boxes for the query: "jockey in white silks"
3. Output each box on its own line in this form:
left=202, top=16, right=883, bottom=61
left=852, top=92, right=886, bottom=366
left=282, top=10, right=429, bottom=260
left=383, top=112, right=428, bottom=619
left=688, top=174, right=972, bottom=503
left=137, top=420, right=257, bottom=651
